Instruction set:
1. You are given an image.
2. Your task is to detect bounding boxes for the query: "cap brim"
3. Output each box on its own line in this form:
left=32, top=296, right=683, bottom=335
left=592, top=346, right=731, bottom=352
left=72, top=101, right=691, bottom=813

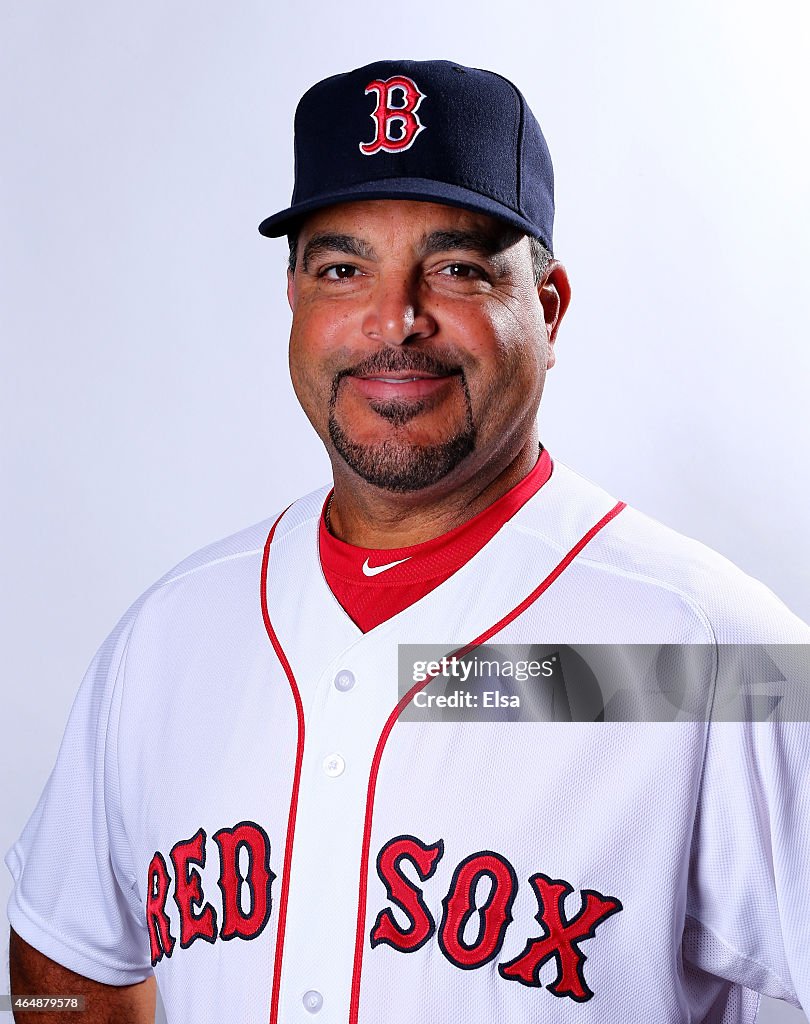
left=258, top=177, right=551, bottom=251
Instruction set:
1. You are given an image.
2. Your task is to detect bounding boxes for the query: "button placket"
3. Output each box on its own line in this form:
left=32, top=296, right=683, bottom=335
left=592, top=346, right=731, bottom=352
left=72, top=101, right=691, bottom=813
left=277, top=657, right=391, bottom=1022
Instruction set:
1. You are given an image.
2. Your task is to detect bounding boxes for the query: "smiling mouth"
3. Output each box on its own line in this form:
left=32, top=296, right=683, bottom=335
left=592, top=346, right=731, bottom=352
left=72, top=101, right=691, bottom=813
left=348, top=373, right=456, bottom=401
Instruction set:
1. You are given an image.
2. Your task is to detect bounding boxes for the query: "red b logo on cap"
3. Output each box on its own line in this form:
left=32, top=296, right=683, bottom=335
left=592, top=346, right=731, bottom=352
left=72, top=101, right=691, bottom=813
left=360, top=76, right=426, bottom=156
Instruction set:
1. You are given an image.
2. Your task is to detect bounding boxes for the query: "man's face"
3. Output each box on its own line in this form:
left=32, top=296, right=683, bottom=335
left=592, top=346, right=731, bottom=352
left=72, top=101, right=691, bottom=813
left=287, top=199, right=564, bottom=494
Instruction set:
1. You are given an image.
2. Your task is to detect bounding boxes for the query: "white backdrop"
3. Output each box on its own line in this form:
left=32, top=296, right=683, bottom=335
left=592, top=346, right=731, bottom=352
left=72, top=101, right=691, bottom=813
left=1, top=2, right=808, bottom=1022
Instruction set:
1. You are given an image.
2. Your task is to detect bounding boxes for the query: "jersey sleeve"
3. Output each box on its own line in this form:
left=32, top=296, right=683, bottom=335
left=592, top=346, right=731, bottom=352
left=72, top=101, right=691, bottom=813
left=684, top=616, right=810, bottom=1011
left=4, top=604, right=153, bottom=985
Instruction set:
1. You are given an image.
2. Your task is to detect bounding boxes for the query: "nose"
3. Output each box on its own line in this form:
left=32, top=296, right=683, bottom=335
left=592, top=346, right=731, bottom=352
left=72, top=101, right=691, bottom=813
left=361, top=272, right=437, bottom=345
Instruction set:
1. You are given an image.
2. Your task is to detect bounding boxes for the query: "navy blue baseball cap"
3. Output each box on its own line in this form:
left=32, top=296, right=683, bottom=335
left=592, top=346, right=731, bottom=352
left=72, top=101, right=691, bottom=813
left=258, top=59, right=555, bottom=253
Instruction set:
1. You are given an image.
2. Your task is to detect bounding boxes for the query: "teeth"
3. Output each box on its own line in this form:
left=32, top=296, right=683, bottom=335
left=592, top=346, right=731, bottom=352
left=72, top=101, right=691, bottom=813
left=371, top=376, right=423, bottom=383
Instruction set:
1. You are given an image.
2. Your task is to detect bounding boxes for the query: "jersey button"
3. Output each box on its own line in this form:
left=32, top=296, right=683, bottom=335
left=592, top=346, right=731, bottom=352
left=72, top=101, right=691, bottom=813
left=302, top=990, right=323, bottom=1013
left=334, top=669, right=355, bottom=692
left=322, top=753, right=346, bottom=778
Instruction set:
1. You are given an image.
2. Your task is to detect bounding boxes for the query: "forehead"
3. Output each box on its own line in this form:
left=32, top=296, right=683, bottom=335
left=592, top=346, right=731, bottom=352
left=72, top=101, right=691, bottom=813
left=296, top=198, right=524, bottom=252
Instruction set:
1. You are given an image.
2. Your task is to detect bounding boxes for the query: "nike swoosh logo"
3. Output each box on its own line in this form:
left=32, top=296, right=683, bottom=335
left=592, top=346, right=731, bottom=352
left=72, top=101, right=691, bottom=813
left=362, top=556, right=411, bottom=577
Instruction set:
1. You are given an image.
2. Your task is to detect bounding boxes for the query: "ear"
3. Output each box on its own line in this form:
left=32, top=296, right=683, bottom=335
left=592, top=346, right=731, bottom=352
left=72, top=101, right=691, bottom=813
left=537, top=261, right=571, bottom=368
left=286, top=268, right=295, bottom=311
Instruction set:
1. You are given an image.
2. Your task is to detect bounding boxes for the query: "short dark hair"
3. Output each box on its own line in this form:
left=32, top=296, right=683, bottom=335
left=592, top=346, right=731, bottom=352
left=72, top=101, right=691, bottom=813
left=287, top=229, right=553, bottom=283
left=527, top=236, right=554, bottom=283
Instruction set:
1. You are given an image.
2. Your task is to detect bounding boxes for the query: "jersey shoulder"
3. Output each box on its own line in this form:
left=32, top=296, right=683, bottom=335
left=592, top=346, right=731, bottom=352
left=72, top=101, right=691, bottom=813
left=113, top=485, right=330, bottom=642
left=534, top=461, right=807, bottom=643
left=149, top=485, right=329, bottom=589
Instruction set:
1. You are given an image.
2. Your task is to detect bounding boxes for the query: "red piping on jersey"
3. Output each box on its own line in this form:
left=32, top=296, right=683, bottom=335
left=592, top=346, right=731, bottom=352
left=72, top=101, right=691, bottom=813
left=348, top=499, right=627, bottom=1024
left=260, top=508, right=306, bottom=1024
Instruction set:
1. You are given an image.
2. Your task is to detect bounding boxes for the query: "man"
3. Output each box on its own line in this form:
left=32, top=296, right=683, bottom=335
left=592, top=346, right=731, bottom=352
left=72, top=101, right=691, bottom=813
left=6, top=59, right=810, bottom=1024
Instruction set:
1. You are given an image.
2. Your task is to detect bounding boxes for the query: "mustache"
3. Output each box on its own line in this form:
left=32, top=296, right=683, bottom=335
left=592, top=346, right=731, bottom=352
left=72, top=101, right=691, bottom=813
left=329, top=350, right=470, bottom=414
left=335, top=349, right=465, bottom=383
left=339, top=352, right=462, bottom=380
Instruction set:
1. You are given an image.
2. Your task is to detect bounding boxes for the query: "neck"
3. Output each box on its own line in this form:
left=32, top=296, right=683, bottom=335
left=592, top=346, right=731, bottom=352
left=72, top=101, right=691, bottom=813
left=326, top=429, right=540, bottom=548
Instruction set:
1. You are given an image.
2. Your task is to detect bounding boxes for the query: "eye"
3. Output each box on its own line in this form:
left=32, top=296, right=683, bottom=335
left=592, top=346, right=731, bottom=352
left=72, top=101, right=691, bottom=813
left=437, top=262, right=486, bottom=280
left=321, top=263, right=359, bottom=280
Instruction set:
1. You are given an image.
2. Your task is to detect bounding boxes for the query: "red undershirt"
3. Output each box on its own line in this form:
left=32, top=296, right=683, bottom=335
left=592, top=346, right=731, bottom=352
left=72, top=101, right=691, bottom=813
left=318, top=447, right=553, bottom=632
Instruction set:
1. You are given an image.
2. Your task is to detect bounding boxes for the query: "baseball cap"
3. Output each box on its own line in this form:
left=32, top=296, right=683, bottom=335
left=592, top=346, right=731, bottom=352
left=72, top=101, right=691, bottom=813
left=258, top=59, right=555, bottom=253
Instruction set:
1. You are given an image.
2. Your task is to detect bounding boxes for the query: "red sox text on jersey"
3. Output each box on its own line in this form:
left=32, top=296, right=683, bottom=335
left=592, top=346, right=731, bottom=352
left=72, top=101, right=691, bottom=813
left=147, top=826, right=623, bottom=1004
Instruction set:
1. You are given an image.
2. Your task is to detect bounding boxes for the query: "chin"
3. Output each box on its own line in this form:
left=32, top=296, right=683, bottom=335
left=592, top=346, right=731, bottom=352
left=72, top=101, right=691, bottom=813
left=328, top=416, right=477, bottom=494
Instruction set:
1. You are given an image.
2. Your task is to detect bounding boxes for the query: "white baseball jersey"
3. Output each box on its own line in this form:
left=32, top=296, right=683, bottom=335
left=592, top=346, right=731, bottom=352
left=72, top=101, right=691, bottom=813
left=6, top=460, right=810, bottom=1023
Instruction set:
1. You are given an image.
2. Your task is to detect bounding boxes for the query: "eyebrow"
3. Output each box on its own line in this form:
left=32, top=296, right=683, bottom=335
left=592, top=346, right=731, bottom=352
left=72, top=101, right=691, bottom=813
left=419, top=229, right=520, bottom=260
left=301, top=233, right=377, bottom=272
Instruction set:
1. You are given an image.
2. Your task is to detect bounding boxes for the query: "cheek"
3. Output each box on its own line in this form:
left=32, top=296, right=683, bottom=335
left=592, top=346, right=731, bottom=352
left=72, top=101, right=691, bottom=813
left=288, top=318, right=331, bottom=426
left=456, top=305, right=547, bottom=382
left=458, top=311, right=548, bottom=429
left=289, top=306, right=351, bottom=392
left=495, top=304, right=548, bottom=381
